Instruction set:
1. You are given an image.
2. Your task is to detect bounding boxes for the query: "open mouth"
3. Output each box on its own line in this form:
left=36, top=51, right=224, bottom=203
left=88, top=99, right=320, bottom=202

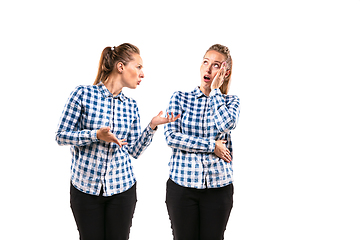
left=203, top=75, right=211, bottom=82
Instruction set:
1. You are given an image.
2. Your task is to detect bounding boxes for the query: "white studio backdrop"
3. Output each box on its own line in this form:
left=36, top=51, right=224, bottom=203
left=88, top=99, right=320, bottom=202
left=1, top=0, right=359, bottom=239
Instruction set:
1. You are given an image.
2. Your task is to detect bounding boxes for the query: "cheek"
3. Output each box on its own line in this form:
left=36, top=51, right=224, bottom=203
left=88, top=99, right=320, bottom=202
left=210, top=69, right=219, bottom=78
left=128, top=69, right=137, bottom=79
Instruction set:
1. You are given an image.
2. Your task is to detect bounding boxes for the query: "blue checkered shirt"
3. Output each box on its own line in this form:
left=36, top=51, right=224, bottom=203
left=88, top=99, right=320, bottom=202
left=56, top=83, right=156, bottom=196
left=164, top=87, right=240, bottom=189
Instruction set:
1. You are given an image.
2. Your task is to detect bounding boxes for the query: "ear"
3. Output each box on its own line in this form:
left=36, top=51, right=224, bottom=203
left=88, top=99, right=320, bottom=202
left=117, top=62, right=124, bottom=73
left=225, top=69, right=231, bottom=78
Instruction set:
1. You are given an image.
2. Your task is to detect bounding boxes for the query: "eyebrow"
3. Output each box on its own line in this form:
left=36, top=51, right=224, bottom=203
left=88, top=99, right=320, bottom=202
left=204, top=58, right=222, bottom=64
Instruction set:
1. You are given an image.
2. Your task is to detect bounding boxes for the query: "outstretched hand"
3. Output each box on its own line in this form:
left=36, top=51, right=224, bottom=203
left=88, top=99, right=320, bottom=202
left=150, top=111, right=181, bottom=130
left=96, top=127, right=127, bottom=147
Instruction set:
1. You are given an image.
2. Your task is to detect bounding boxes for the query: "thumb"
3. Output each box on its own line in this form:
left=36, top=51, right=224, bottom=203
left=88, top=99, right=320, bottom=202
left=157, top=111, right=163, bottom=117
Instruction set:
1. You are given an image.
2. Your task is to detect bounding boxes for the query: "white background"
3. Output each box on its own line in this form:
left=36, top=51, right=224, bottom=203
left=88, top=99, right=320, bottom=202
left=1, top=0, right=359, bottom=239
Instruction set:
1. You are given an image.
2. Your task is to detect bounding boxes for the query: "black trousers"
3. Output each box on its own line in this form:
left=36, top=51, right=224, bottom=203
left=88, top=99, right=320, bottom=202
left=70, top=183, right=137, bottom=240
left=166, top=179, right=233, bottom=240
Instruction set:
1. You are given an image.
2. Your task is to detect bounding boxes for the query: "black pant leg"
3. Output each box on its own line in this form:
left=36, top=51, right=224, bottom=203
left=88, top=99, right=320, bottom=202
left=199, top=184, right=234, bottom=240
left=104, top=183, right=137, bottom=240
left=70, top=183, right=106, bottom=240
left=165, top=179, right=200, bottom=240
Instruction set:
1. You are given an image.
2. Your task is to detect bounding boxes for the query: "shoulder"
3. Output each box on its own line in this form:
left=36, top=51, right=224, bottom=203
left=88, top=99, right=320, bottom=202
left=170, top=90, right=195, bottom=101
left=68, top=85, right=104, bottom=106
left=67, top=85, right=86, bottom=102
left=71, top=84, right=99, bottom=96
left=224, top=94, right=240, bottom=101
left=223, top=94, right=240, bottom=107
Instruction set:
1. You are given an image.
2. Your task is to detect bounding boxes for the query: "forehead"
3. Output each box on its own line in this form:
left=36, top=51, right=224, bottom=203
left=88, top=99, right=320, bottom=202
left=204, top=50, right=226, bottom=63
left=131, top=53, right=143, bottom=65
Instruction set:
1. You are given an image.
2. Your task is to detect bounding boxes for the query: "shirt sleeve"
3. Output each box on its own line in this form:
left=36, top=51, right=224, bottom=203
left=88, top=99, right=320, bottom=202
left=164, top=92, right=216, bottom=153
left=126, top=103, right=156, bottom=159
left=55, top=86, right=99, bottom=146
left=209, top=89, right=240, bottom=133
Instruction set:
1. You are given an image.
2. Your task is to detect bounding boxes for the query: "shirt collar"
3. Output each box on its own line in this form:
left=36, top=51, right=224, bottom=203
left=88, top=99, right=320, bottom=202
left=97, top=82, right=126, bottom=101
left=192, top=86, right=208, bottom=99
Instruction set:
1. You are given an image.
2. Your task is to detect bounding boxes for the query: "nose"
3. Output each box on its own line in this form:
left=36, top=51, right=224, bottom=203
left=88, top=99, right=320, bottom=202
left=140, top=70, right=144, bottom=78
left=205, top=64, right=212, bottom=74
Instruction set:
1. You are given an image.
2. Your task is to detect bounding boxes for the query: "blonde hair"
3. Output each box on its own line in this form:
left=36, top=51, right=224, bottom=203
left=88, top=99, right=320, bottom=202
left=205, top=44, right=232, bottom=94
left=93, top=43, right=140, bottom=85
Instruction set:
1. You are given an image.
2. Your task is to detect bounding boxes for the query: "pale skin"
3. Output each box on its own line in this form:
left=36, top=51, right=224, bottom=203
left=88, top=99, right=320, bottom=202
left=96, top=53, right=180, bottom=147
left=200, top=50, right=232, bottom=163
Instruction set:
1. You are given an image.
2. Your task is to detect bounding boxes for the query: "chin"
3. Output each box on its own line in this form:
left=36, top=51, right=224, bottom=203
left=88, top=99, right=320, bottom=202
left=202, top=80, right=212, bottom=86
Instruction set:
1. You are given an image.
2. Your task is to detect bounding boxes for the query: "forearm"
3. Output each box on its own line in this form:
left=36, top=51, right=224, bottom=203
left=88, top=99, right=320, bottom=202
left=55, top=129, right=98, bottom=146
left=210, top=89, right=240, bottom=133
left=165, top=130, right=215, bottom=153
left=127, top=124, right=156, bottom=159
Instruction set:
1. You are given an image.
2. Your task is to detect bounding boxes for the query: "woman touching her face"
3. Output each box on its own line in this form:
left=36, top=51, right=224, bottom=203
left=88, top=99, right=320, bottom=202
left=164, top=44, right=240, bottom=240
left=200, top=49, right=231, bottom=97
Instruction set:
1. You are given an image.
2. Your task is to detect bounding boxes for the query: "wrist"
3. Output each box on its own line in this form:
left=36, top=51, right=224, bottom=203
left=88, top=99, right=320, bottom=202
left=210, top=88, right=221, bottom=96
left=149, top=121, right=157, bottom=131
left=92, top=129, right=100, bottom=142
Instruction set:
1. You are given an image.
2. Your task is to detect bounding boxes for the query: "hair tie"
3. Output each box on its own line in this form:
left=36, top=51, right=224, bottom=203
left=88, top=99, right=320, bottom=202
left=111, top=46, right=115, bottom=51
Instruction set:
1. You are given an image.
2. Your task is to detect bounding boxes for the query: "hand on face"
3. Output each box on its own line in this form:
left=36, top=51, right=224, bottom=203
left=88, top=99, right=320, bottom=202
left=211, top=62, right=227, bottom=90
left=200, top=50, right=230, bottom=95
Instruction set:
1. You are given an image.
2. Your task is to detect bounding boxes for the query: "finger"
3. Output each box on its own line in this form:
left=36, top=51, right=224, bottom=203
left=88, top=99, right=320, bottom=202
left=221, top=154, right=231, bottom=163
left=171, top=112, right=175, bottom=121
left=226, top=152, right=232, bottom=162
left=120, top=139, right=128, bottom=146
left=114, top=138, right=122, bottom=147
left=157, top=111, right=163, bottom=117
left=223, top=153, right=232, bottom=163
left=221, top=62, right=226, bottom=73
left=220, top=147, right=231, bottom=162
left=173, top=114, right=181, bottom=121
left=221, top=63, right=226, bottom=76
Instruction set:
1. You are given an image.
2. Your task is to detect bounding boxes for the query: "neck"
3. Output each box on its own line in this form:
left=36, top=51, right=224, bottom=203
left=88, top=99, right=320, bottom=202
left=200, top=85, right=211, bottom=97
left=104, top=74, right=123, bottom=96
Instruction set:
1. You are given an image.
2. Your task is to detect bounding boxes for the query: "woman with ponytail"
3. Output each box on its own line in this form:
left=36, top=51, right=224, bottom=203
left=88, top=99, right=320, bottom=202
left=56, top=43, right=179, bottom=240
left=164, top=44, right=240, bottom=240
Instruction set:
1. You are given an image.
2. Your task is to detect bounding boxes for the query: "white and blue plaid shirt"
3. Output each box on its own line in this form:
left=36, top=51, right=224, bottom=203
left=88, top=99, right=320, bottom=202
left=56, top=83, right=156, bottom=196
left=164, top=87, right=240, bottom=189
